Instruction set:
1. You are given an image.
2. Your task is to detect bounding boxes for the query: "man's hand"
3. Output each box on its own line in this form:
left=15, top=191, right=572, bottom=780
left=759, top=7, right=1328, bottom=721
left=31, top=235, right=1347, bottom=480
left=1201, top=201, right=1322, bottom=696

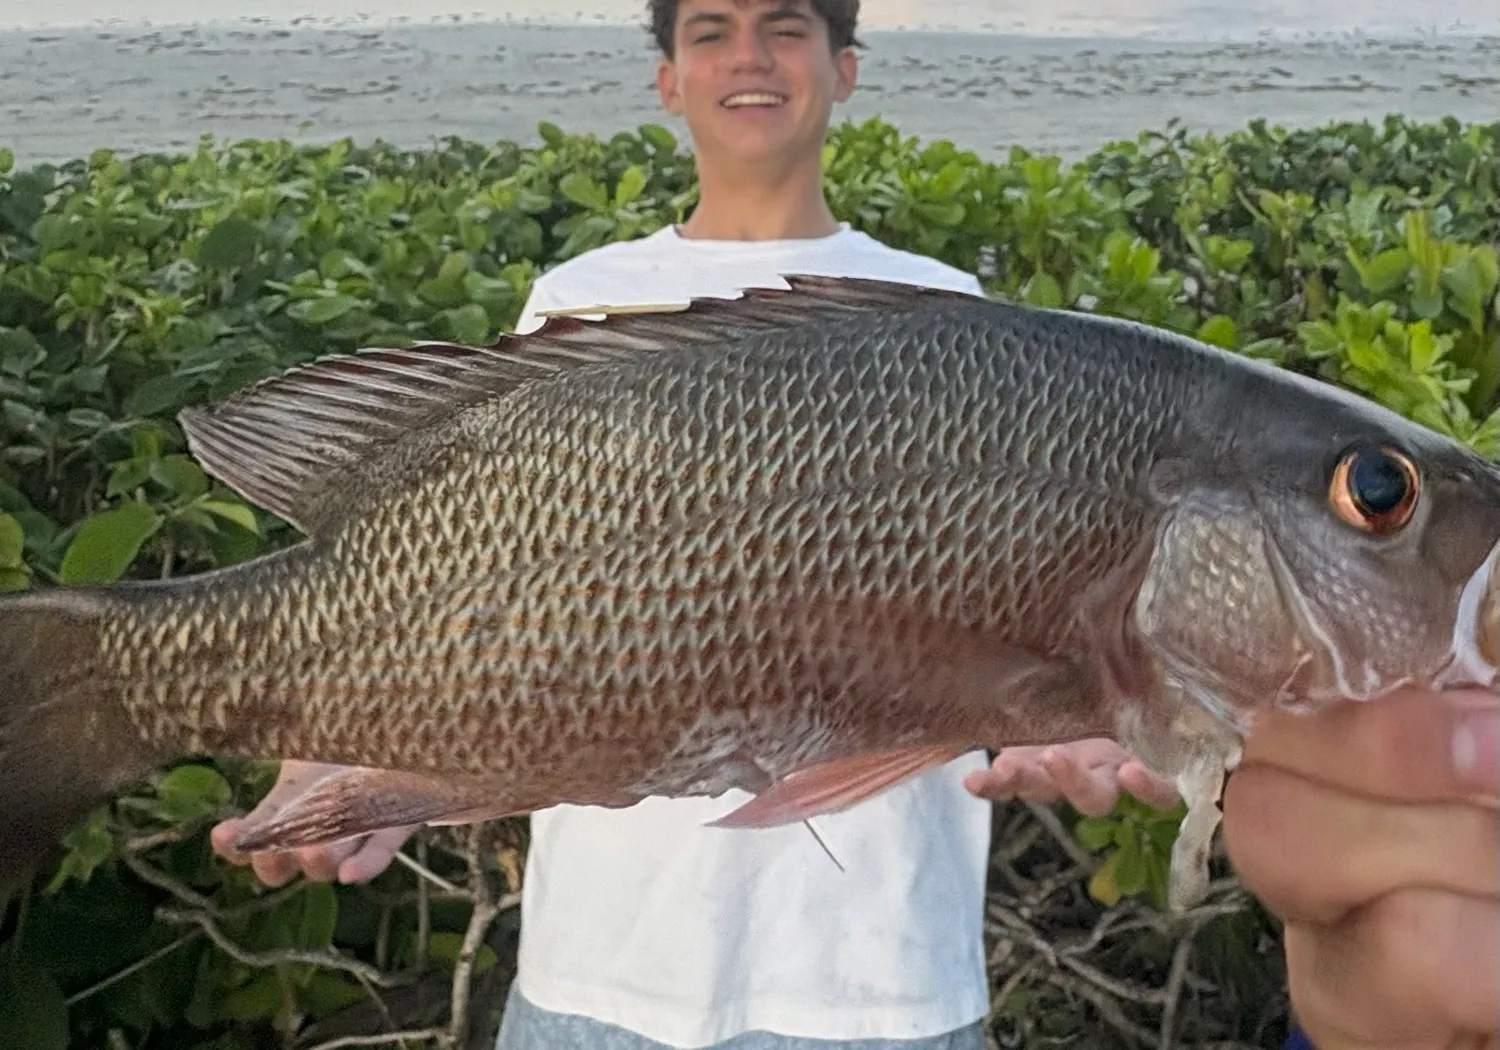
left=1224, top=686, right=1499, bottom=1050
left=964, top=737, right=1182, bottom=816
left=209, top=760, right=418, bottom=887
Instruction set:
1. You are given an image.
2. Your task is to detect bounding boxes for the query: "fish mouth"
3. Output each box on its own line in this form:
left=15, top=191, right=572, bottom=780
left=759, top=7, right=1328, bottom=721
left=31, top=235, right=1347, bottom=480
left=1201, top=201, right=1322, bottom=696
left=1436, top=539, right=1500, bottom=690
left=1262, top=533, right=1500, bottom=705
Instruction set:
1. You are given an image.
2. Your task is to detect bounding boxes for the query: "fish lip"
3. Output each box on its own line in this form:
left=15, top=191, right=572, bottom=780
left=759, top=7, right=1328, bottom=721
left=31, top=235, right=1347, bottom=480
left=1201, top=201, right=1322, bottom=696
left=720, top=89, right=790, bottom=108
left=1434, top=539, right=1500, bottom=691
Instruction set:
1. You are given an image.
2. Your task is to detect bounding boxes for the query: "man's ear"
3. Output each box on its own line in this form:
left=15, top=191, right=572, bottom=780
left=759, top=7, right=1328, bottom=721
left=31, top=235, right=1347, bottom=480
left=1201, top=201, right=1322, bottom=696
left=657, top=58, right=684, bottom=115
left=832, top=46, right=858, bottom=103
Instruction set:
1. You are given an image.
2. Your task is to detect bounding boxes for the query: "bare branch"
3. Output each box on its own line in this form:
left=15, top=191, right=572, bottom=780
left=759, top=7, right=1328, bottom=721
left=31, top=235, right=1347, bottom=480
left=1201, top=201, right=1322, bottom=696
left=1045, top=969, right=1157, bottom=1046
left=396, top=848, right=463, bottom=897
left=65, top=930, right=202, bottom=1006
left=1022, top=801, right=1095, bottom=870
left=300, top=1029, right=448, bottom=1050
left=119, top=848, right=216, bottom=912
left=159, top=907, right=406, bottom=989
left=119, top=847, right=308, bottom=921
left=122, top=825, right=196, bottom=853
left=1157, top=925, right=1196, bottom=1050
left=447, top=828, right=505, bottom=1049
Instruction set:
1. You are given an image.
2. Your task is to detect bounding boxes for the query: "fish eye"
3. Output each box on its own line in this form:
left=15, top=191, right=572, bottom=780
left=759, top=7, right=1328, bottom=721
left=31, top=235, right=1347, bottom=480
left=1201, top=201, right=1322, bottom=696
left=1330, top=445, right=1420, bottom=535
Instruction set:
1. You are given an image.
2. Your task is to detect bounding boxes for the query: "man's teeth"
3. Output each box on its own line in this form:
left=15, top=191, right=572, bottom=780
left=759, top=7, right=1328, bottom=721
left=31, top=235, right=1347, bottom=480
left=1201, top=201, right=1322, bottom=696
left=723, top=93, right=786, bottom=107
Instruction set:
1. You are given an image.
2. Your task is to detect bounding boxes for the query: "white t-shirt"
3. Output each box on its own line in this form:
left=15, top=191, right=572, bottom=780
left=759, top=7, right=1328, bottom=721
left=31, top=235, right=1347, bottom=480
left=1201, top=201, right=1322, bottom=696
left=509, top=224, right=993, bottom=1048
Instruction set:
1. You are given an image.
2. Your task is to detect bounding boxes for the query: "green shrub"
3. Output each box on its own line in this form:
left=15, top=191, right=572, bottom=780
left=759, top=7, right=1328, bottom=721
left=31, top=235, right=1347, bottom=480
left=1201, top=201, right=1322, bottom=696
left=0, top=112, right=1494, bottom=1048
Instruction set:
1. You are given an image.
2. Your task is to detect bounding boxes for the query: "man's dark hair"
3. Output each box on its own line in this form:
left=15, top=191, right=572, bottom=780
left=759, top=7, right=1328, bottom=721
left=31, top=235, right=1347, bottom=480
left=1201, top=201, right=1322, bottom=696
left=647, top=0, right=862, bottom=58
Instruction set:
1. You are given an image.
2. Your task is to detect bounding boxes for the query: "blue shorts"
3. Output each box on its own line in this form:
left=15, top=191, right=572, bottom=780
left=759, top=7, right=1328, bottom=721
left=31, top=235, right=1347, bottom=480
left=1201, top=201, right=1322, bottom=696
left=494, top=985, right=988, bottom=1050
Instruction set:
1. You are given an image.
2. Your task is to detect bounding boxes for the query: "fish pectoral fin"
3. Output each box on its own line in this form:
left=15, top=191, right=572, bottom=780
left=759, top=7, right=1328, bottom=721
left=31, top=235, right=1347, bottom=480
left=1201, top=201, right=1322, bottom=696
left=231, top=766, right=513, bottom=854
left=705, top=746, right=962, bottom=829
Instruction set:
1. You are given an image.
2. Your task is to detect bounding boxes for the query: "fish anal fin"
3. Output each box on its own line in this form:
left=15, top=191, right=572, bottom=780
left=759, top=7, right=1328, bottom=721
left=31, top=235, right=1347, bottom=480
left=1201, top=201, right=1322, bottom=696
left=231, top=767, right=515, bottom=854
left=706, top=745, right=962, bottom=829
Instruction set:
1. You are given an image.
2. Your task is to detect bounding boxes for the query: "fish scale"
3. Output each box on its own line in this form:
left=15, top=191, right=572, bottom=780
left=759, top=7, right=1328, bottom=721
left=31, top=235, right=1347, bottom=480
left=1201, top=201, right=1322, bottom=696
left=1, top=275, right=1496, bottom=903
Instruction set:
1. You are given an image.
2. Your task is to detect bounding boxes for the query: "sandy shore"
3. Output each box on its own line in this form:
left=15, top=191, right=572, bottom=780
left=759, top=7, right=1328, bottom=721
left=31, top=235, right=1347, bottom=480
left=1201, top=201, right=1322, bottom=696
left=2, top=21, right=1497, bottom=168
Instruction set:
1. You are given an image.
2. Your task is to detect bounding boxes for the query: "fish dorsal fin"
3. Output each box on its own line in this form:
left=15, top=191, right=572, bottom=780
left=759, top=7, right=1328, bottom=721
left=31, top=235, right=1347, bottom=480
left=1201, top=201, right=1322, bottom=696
left=177, top=275, right=987, bottom=535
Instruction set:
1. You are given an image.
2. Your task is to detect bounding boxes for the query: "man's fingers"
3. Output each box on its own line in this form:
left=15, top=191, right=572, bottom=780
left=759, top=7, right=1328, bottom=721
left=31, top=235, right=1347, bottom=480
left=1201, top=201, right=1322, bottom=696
left=339, top=827, right=418, bottom=884
left=1242, top=688, right=1498, bottom=806
left=966, top=750, right=1058, bottom=802
left=248, top=850, right=304, bottom=888
left=296, top=840, right=363, bottom=884
left=209, top=818, right=251, bottom=865
left=1224, top=763, right=1499, bottom=926
left=1286, top=888, right=1500, bottom=1045
left=1117, top=761, right=1183, bottom=811
left=1039, top=747, right=1123, bottom=816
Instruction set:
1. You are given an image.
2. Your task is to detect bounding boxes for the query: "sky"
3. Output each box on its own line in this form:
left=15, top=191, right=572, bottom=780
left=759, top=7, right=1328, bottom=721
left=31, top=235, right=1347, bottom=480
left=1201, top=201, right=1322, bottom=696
left=0, top=0, right=1496, bottom=36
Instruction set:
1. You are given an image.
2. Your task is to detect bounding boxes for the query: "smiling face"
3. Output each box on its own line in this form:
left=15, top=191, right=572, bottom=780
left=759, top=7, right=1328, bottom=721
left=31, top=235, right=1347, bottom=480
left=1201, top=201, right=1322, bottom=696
left=657, top=0, right=858, bottom=174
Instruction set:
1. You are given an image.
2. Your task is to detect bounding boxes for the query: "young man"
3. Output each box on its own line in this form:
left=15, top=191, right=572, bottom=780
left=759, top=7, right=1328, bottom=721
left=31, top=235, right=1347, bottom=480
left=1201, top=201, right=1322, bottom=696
left=213, top=3, right=1499, bottom=1049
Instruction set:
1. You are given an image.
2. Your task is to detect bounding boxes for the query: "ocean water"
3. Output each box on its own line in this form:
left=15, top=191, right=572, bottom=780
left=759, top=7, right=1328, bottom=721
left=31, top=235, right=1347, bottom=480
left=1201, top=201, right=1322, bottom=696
left=0, top=0, right=1496, bottom=38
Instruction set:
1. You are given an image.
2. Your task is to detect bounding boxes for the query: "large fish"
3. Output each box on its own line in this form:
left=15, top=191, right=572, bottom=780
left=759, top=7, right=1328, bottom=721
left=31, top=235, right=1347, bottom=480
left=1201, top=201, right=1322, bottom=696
left=1, top=276, right=1496, bottom=906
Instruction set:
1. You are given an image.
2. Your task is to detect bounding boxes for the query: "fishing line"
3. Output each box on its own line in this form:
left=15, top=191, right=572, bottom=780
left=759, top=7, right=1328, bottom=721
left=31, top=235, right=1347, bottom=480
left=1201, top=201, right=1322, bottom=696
left=802, top=818, right=845, bottom=873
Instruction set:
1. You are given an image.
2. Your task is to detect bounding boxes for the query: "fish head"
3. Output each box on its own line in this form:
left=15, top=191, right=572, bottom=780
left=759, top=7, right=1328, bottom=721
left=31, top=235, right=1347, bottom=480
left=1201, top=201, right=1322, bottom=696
left=1133, top=379, right=1500, bottom=734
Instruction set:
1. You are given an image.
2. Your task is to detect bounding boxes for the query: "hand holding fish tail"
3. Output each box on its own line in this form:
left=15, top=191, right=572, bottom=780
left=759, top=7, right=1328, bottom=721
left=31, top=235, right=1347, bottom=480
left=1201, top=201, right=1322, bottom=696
left=1223, top=686, right=1499, bottom=1049
left=964, top=737, right=1181, bottom=816
left=210, top=761, right=418, bottom=886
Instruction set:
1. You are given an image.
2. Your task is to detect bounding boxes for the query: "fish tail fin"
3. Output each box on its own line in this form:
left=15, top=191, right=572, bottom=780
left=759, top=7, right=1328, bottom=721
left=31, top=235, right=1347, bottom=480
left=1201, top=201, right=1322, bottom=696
left=0, top=589, right=155, bottom=887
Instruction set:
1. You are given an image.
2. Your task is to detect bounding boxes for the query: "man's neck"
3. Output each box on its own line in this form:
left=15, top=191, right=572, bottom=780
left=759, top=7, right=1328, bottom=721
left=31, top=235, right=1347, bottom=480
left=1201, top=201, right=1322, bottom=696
left=677, top=157, right=840, bottom=242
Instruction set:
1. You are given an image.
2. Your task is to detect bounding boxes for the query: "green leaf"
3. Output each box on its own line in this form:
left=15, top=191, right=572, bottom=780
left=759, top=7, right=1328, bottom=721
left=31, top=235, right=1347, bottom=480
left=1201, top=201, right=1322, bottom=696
left=205, top=517, right=267, bottom=567
left=153, top=764, right=232, bottom=825
left=0, top=327, right=46, bottom=377
left=1468, top=408, right=1499, bottom=461
left=418, top=253, right=472, bottom=308
left=1351, top=247, right=1411, bottom=295
left=1411, top=289, right=1444, bottom=320
left=0, top=567, right=29, bottom=593
left=151, top=455, right=209, bottom=499
left=1407, top=322, right=1444, bottom=372
left=1114, top=834, right=1148, bottom=896
left=199, top=216, right=261, bottom=270
left=199, top=500, right=260, bottom=534
left=1073, top=816, right=1118, bottom=852
left=299, top=970, right=366, bottom=1014
left=0, top=956, right=69, bottom=1050
left=65, top=408, right=111, bottom=432
left=288, top=295, right=361, bottom=325
left=3, top=445, right=45, bottom=467
left=0, top=512, right=23, bottom=567
left=614, top=165, right=648, bottom=207
left=125, top=373, right=200, bottom=418
left=106, top=458, right=153, bottom=499
left=559, top=171, right=608, bottom=211
left=423, top=931, right=498, bottom=976
left=1196, top=314, right=1239, bottom=349
left=1021, top=271, right=1064, bottom=309
left=216, top=969, right=283, bottom=1022
left=639, top=123, right=677, bottom=152
left=60, top=502, right=160, bottom=583
left=3, top=398, right=42, bottom=433
left=293, top=883, right=339, bottom=951
left=44, top=807, right=115, bottom=893
left=133, top=427, right=164, bottom=460
left=441, top=302, right=492, bottom=345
